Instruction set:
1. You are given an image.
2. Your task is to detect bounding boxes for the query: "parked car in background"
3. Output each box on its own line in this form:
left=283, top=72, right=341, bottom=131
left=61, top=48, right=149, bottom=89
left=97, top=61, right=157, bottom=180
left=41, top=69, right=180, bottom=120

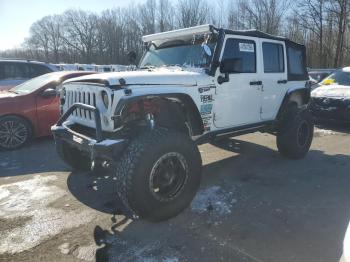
left=0, top=71, right=96, bottom=150
left=311, top=67, right=350, bottom=123
left=308, top=68, right=335, bottom=84
left=55, top=63, right=79, bottom=71
left=0, top=59, right=57, bottom=91
left=97, top=65, right=112, bottom=72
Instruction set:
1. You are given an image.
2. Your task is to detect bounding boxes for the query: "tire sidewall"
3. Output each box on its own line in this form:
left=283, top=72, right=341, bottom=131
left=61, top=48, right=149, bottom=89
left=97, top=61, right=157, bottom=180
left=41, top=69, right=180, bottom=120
left=123, top=129, right=202, bottom=221
left=0, top=115, right=32, bottom=150
left=277, top=106, right=314, bottom=159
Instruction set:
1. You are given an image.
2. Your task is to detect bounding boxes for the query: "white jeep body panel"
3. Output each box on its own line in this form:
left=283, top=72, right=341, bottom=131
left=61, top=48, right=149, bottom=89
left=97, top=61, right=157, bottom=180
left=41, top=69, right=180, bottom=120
left=62, top=67, right=216, bottom=133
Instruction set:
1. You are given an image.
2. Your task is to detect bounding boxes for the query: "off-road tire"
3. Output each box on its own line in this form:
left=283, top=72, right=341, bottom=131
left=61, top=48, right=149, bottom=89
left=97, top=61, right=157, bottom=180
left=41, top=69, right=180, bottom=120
left=116, top=128, right=202, bottom=222
left=0, top=115, right=32, bottom=150
left=277, top=104, right=314, bottom=159
left=56, top=140, right=91, bottom=171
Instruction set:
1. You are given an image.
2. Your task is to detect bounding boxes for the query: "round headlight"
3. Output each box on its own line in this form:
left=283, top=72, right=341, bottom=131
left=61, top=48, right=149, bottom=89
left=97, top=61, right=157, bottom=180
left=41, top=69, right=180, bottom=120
left=101, top=91, right=109, bottom=108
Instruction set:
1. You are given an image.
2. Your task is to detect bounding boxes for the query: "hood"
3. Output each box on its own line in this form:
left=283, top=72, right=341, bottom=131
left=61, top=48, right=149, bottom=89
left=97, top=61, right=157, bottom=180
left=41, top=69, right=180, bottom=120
left=311, top=84, right=350, bottom=99
left=0, top=91, right=17, bottom=99
left=64, top=67, right=206, bottom=87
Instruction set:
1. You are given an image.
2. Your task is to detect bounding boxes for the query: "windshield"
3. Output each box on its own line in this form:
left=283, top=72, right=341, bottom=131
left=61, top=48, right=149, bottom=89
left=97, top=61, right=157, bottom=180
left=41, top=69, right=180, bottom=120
left=323, top=70, right=350, bottom=86
left=140, top=39, right=216, bottom=69
left=10, top=73, right=61, bottom=94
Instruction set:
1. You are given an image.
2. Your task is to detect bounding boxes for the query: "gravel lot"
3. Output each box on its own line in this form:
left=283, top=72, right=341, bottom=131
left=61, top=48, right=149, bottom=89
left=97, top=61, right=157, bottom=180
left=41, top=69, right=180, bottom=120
left=1, top=124, right=350, bottom=262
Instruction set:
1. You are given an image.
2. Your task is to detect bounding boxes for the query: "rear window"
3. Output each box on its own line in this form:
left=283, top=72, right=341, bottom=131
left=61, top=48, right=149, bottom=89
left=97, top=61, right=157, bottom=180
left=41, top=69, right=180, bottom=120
left=287, top=43, right=308, bottom=81
left=262, top=42, right=284, bottom=73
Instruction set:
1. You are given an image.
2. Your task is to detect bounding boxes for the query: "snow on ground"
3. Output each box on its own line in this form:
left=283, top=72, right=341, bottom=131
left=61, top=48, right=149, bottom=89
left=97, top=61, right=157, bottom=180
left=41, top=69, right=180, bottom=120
left=191, top=186, right=237, bottom=216
left=106, top=237, right=181, bottom=262
left=314, top=127, right=337, bottom=136
left=0, top=175, right=97, bottom=254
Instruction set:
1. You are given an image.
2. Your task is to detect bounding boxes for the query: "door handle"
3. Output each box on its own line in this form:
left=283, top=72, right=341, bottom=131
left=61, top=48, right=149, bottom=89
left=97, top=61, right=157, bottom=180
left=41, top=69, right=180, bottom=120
left=250, top=81, right=262, bottom=85
left=277, top=80, right=288, bottom=84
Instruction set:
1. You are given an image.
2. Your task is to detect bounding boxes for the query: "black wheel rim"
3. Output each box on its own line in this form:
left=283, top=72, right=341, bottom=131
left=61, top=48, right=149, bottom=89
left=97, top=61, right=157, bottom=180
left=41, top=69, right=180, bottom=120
left=0, top=120, right=28, bottom=149
left=149, top=152, right=188, bottom=201
left=297, top=121, right=309, bottom=147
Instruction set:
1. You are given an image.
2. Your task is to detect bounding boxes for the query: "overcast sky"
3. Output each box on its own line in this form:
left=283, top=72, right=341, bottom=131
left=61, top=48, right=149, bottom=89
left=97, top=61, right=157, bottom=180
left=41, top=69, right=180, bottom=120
left=0, top=0, right=147, bottom=51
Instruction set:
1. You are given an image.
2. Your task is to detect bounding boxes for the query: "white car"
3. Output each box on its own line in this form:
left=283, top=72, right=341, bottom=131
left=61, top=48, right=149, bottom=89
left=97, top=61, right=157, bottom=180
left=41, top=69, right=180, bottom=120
left=52, top=24, right=313, bottom=222
left=311, top=67, right=350, bottom=123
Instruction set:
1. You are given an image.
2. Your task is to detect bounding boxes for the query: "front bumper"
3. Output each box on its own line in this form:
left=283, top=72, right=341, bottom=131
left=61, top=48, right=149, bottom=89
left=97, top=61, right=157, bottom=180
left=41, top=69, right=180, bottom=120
left=310, top=97, right=350, bottom=123
left=51, top=103, right=127, bottom=162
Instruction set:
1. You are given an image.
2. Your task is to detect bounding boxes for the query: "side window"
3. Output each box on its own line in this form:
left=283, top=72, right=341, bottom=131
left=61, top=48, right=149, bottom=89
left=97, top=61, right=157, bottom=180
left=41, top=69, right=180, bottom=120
left=287, top=44, right=308, bottom=80
left=222, top=38, right=256, bottom=73
left=2, top=63, right=28, bottom=80
left=262, top=42, right=284, bottom=73
left=0, top=64, right=4, bottom=80
left=30, top=64, right=52, bottom=77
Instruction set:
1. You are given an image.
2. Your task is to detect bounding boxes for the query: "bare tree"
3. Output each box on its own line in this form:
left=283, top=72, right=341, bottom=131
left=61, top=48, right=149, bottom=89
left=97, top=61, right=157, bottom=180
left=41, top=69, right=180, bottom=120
left=3, top=0, right=350, bottom=69
left=61, top=9, right=99, bottom=63
left=139, top=0, right=157, bottom=35
left=157, top=0, right=174, bottom=32
left=237, top=0, right=291, bottom=34
left=330, top=0, right=350, bottom=67
left=27, top=18, right=51, bottom=61
left=295, top=0, right=329, bottom=67
left=177, top=0, right=209, bottom=28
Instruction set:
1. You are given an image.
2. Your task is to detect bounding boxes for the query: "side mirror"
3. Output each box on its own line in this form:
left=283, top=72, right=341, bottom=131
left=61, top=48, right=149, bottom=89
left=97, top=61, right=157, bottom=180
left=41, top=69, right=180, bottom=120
left=220, top=58, right=242, bottom=74
left=202, top=44, right=212, bottom=57
left=41, top=88, right=57, bottom=98
left=127, top=51, right=137, bottom=65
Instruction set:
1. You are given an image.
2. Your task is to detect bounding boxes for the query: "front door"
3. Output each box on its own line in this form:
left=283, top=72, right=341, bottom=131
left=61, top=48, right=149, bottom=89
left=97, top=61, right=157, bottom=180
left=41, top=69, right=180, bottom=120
left=36, top=87, right=60, bottom=136
left=213, top=36, right=262, bottom=128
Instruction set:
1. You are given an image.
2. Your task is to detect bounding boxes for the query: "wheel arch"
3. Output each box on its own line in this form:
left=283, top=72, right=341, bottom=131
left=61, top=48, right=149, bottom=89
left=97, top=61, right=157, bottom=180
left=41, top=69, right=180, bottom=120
left=276, top=87, right=310, bottom=120
left=115, top=93, right=204, bottom=136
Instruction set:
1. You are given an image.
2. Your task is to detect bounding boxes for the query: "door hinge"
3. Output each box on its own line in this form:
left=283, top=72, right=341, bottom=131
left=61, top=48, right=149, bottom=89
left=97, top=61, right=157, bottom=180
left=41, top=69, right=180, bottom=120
left=260, top=107, right=263, bottom=114
left=261, top=85, right=264, bottom=92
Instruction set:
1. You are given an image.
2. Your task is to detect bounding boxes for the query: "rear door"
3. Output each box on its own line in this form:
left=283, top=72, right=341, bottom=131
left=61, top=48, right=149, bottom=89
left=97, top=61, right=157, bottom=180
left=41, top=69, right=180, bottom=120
left=260, top=40, right=288, bottom=120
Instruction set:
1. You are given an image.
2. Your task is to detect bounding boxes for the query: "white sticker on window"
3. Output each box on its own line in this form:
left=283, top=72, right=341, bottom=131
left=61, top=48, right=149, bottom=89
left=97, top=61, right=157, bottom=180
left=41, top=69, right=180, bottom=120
left=239, top=43, right=254, bottom=52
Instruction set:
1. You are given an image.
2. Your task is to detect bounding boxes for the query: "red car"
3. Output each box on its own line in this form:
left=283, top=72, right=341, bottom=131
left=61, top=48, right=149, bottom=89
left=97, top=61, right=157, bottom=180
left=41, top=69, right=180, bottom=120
left=0, top=71, right=96, bottom=150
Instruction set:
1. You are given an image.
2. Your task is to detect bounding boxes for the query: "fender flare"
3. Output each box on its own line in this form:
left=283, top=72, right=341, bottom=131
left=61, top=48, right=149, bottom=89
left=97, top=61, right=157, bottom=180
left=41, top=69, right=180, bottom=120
left=114, top=93, right=204, bottom=135
left=276, top=87, right=311, bottom=120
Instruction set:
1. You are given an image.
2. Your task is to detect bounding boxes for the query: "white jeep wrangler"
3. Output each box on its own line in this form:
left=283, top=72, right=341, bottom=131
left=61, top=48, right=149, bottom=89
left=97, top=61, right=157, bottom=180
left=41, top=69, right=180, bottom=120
left=52, top=25, right=313, bottom=221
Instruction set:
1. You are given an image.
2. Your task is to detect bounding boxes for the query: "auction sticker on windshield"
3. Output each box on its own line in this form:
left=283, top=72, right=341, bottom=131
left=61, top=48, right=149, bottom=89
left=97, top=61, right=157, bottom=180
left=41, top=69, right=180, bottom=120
left=239, top=43, right=254, bottom=52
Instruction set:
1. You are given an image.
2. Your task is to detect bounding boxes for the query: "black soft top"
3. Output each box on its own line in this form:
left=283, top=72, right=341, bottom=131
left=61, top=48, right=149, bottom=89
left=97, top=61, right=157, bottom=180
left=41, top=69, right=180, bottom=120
left=223, top=29, right=303, bottom=46
left=210, top=26, right=308, bottom=81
